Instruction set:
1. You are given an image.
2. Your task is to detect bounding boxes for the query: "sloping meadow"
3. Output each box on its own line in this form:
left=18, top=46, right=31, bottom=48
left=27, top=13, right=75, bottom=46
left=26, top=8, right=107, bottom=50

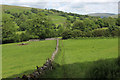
left=2, top=40, right=56, bottom=78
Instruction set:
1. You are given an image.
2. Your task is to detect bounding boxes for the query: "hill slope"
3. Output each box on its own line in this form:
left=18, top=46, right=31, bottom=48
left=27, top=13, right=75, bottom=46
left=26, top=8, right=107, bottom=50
left=2, top=5, right=67, bottom=25
left=88, top=13, right=116, bottom=18
left=2, top=5, right=119, bottom=44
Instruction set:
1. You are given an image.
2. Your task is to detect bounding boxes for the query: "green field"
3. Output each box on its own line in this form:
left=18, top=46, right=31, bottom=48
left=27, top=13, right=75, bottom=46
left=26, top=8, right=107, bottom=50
left=47, top=14, right=67, bottom=25
left=2, top=38, right=118, bottom=78
left=43, top=38, right=118, bottom=78
left=2, top=40, right=56, bottom=78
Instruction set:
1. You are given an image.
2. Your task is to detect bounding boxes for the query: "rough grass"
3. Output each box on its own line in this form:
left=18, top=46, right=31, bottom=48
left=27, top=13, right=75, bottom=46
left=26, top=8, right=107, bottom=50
left=2, top=5, right=67, bottom=26
left=2, top=5, right=31, bottom=13
left=43, top=38, right=118, bottom=78
left=2, top=40, right=56, bottom=78
left=47, top=14, right=66, bottom=24
left=86, top=58, right=120, bottom=78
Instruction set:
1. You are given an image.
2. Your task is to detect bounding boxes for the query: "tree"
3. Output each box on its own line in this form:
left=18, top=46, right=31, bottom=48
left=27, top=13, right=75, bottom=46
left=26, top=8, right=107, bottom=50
left=72, top=30, right=83, bottom=38
left=57, top=25, right=64, bottom=36
left=27, top=14, right=54, bottom=39
left=62, top=29, right=72, bottom=39
left=116, top=18, right=120, bottom=26
left=95, top=18, right=104, bottom=28
left=72, top=20, right=85, bottom=31
left=31, top=8, right=38, bottom=14
left=63, top=20, right=71, bottom=29
left=20, top=33, right=30, bottom=41
left=2, top=14, right=17, bottom=43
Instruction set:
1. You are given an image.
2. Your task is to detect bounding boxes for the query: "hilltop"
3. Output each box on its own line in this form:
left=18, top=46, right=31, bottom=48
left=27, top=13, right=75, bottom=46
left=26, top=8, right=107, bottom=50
left=2, top=5, right=88, bottom=25
left=88, top=13, right=116, bottom=18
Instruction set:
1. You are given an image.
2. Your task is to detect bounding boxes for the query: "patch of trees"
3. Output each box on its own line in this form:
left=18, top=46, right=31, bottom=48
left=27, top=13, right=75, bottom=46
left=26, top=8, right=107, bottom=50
left=2, top=8, right=58, bottom=44
left=62, top=17, right=120, bottom=39
left=62, top=27, right=120, bottom=39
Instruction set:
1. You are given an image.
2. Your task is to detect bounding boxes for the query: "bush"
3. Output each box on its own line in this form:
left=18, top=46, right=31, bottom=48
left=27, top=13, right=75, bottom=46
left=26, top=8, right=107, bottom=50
left=20, top=33, right=30, bottom=42
left=92, top=29, right=110, bottom=37
left=62, top=29, right=72, bottom=39
left=2, top=34, right=19, bottom=44
left=72, top=30, right=83, bottom=38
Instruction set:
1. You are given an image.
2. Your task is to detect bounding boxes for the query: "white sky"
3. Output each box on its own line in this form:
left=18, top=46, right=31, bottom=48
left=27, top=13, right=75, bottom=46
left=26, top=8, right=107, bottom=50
left=1, top=0, right=119, bottom=14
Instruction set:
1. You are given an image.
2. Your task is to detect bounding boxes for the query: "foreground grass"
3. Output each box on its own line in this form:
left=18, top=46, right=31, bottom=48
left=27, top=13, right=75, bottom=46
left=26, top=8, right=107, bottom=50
left=2, top=40, right=56, bottom=78
left=43, top=38, right=118, bottom=78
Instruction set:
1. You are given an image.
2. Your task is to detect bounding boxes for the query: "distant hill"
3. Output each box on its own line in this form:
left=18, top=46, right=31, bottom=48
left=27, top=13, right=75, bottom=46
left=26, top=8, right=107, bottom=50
left=88, top=13, right=116, bottom=18
left=111, top=14, right=118, bottom=18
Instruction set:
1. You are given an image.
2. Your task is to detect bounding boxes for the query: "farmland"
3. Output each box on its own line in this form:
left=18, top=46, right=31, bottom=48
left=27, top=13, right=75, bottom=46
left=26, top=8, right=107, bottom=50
left=2, top=37, right=119, bottom=78
left=42, top=38, right=118, bottom=78
left=2, top=40, right=56, bottom=78
left=1, top=4, right=120, bottom=79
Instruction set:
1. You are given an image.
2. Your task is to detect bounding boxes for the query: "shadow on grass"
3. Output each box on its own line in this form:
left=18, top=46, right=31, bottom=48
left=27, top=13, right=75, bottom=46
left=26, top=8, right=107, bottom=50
left=6, top=69, right=34, bottom=78
left=42, top=58, right=120, bottom=78
left=3, top=58, right=120, bottom=79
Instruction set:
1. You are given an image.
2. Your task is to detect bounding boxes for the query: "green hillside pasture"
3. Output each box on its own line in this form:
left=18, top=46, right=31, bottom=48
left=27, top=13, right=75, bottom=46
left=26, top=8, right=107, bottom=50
left=2, top=40, right=56, bottom=78
left=2, top=5, right=31, bottom=13
left=48, top=14, right=66, bottom=24
left=43, top=38, right=118, bottom=78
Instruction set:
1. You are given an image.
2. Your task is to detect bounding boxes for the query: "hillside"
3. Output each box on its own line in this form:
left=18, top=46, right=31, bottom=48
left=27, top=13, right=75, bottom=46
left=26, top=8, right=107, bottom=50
left=88, top=13, right=116, bottom=18
left=111, top=14, right=118, bottom=18
left=2, top=5, right=120, bottom=79
left=2, top=5, right=120, bottom=44
left=2, top=5, right=66, bottom=25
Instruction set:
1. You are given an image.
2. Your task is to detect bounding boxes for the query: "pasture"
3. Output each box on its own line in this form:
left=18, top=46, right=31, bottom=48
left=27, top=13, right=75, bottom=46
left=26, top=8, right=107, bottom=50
left=47, top=14, right=67, bottom=25
left=2, top=40, right=56, bottom=78
left=43, top=38, right=118, bottom=78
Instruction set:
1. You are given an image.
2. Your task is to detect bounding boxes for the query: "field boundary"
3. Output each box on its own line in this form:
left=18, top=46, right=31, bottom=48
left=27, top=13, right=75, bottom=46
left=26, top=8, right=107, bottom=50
left=51, top=38, right=59, bottom=61
left=14, top=38, right=59, bottom=79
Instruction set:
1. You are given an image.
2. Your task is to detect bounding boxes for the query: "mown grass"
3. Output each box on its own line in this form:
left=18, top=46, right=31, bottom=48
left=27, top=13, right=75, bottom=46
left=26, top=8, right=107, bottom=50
left=43, top=38, right=118, bottom=78
left=2, top=40, right=56, bottom=78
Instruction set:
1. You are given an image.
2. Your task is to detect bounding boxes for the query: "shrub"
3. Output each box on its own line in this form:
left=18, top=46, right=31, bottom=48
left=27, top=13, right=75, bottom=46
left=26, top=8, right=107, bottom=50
left=92, top=29, right=110, bottom=37
left=72, top=30, right=83, bottom=38
left=62, top=29, right=72, bottom=39
left=20, top=33, right=30, bottom=42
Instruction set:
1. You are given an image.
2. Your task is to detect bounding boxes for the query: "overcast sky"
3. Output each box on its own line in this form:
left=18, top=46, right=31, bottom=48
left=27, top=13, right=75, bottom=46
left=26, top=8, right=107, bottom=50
left=1, top=0, right=119, bottom=14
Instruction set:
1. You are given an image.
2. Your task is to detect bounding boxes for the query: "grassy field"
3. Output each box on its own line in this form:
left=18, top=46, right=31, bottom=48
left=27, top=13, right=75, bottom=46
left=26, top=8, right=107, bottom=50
left=2, top=5, right=31, bottom=13
left=2, top=38, right=118, bottom=78
left=2, top=40, right=56, bottom=78
left=47, top=14, right=67, bottom=25
left=43, top=38, right=118, bottom=78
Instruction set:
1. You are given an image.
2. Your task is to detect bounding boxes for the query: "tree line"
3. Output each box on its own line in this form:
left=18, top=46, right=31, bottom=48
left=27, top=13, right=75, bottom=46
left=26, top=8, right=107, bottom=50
left=2, top=7, right=120, bottom=43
